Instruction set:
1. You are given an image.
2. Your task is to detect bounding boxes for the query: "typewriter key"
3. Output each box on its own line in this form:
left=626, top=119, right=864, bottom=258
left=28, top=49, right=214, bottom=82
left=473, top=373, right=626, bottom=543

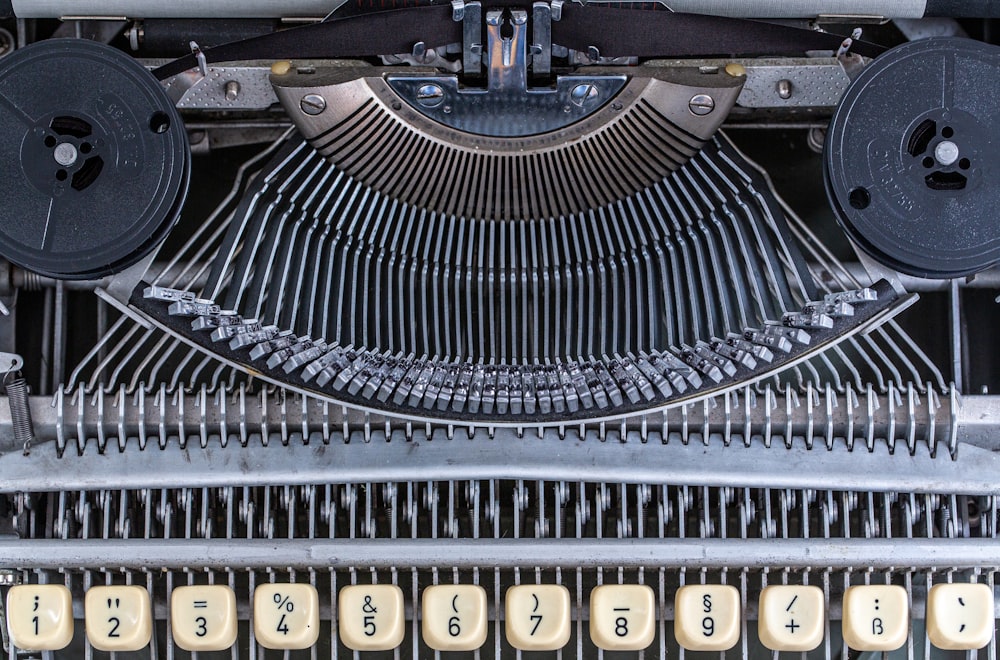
left=825, top=37, right=1000, bottom=279
left=0, top=38, right=189, bottom=279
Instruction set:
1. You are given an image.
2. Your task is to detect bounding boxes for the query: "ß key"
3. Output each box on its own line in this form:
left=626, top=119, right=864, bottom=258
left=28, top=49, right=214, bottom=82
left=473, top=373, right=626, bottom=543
left=841, top=585, right=908, bottom=651
left=339, top=584, right=405, bottom=651
left=253, top=583, right=320, bottom=650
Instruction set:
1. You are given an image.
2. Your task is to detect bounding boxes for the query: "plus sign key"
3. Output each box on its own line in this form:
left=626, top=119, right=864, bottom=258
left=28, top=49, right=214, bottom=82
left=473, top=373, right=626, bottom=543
left=758, top=585, right=825, bottom=651
left=927, top=583, right=994, bottom=650
left=253, top=584, right=319, bottom=650
left=339, top=585, right=405, bottom=651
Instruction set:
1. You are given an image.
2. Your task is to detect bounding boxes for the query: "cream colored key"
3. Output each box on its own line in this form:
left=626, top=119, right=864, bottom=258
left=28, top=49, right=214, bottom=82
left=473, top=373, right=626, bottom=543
left=6, top=584, right=74, bottom=651
left=758, top=585, right=825, bottom=651
left=841, top=585, right=908, bottom=651
left=590, top=584, right=655, bottom=651
left=421, top=585, right=488, bottom=651
left=85, top=586, right=152, bottom=652
left=339, top=584, right=405, bottom=651
left=505, top=585, right=571, bottom=651
left=674, top=584, right=741, bottom=651
left=253, top=583, right=320, bottom=650
left=927, top=583, right=995, bottom=650
left=170, top=585, right=238, bottom=651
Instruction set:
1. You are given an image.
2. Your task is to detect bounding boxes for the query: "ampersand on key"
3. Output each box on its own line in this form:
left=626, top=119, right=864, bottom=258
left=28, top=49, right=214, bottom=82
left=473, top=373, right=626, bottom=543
left=362, top=595, right=378, bottom=614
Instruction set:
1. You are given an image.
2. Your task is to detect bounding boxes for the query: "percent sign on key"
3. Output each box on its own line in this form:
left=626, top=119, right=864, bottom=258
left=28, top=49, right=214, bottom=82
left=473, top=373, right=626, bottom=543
left=274, top=593, right=294, bottom=635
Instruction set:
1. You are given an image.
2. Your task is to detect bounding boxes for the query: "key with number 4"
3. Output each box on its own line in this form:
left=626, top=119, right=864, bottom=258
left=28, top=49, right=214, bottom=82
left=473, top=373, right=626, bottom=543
left=254, top=583, right=319, bottom=650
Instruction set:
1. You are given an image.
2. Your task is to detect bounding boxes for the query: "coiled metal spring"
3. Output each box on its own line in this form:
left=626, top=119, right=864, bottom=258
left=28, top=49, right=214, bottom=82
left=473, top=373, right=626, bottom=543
left=5, top=373, right=33, bottom=455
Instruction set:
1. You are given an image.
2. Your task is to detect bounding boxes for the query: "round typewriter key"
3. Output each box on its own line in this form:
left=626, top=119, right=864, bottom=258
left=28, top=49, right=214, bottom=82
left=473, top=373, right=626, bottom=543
left=0, top=38, right=189, bottom=279
left=825, top=37, right=1000, bottom=279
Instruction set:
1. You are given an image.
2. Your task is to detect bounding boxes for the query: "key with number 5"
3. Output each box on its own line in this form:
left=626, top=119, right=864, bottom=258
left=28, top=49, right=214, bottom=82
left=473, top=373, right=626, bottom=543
left=339, top=584, right=405, bottom=651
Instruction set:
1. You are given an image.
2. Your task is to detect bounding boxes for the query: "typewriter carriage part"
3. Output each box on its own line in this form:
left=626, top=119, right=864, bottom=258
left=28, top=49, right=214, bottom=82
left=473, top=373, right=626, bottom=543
left=0, top=3, right=998, bottom=659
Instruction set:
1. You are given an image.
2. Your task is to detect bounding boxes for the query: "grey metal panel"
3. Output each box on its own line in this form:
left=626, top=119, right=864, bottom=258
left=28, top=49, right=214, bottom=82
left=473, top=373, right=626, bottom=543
left=0, top=537, right=995, bottom=570
left=8, top=0, right=926, bottom=18
left=9, top=0, right=337, bottom=18
left=656, top=0, right=925, bottom=17
left=1, top=433, right=999, bottom=494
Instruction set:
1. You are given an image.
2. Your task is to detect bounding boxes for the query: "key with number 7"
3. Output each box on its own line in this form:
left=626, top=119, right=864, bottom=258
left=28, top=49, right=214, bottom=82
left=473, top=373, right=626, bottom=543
left=505, top=585, right=571, bottom=650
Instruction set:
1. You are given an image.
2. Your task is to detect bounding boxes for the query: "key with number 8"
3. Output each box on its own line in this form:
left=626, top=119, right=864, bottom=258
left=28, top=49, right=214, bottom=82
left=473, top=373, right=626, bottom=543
left=590, top=585, right=655, bottom=650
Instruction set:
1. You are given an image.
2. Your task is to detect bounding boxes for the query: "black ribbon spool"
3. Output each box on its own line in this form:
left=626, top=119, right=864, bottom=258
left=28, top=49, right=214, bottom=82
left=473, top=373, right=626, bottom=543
left=825, top=37, right=1000, bottom=279
left=0, top=39, right=190, bottom=279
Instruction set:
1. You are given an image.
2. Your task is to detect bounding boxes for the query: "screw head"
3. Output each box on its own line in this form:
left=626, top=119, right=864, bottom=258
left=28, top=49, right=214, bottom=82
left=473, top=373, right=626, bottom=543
left=776, top=79, right=793, bottom=100
left=688, top=93, right=715, bottom=116
left=53, top=142, right=78, bottom=167
left=416, top=83, right=445, bottom=108
left=299, top=93, right=327, bottom=115
left=570, top=83, right=600, bottom=108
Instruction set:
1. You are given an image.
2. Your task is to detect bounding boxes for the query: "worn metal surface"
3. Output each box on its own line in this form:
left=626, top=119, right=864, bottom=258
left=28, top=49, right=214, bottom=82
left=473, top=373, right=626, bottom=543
left=1, top=537, right=997, bottom=570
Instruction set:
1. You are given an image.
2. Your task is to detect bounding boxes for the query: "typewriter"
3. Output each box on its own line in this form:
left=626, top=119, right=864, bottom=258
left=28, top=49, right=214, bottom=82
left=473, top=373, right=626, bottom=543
left=0, top=0, right=997, bottom=657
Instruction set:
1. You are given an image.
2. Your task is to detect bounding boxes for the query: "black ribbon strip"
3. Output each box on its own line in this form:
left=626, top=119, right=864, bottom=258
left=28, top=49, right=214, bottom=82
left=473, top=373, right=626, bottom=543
left=154, top=3, right=885, bottom=80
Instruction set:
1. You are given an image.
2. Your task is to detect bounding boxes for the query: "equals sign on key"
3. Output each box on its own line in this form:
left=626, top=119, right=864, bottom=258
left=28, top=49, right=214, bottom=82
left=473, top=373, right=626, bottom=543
left=193, top=600, right=208, bottom=608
